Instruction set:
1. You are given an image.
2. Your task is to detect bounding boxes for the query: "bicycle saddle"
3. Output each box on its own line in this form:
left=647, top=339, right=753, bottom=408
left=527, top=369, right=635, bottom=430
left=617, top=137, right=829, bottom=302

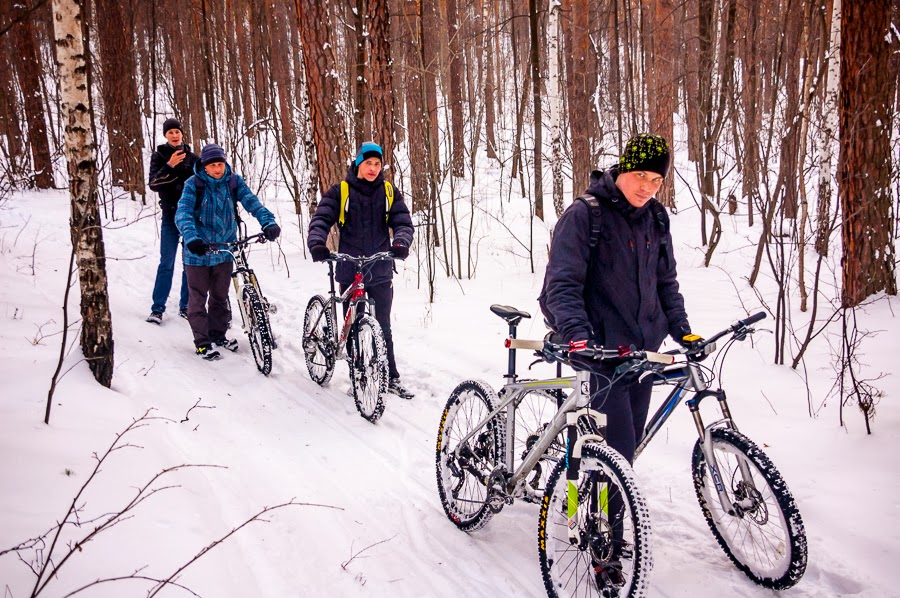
left=490, top=304, right=531, bottom=325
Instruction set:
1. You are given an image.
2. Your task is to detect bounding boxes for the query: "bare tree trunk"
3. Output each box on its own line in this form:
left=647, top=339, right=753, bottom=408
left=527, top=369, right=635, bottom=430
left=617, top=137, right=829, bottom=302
left=367, top=0, right=396, bottom=173
left=10, top=0, right=55, bottom=189
left=816, top=0, right=840, bottom=257
left=839, top=0, right=897, bottom=306
left=95, top=0, right=145, bottom=196
left=402, top=0, right=429, bottom=213
left=649, top=0, right=675, bottom=207
left=528, top=0, right=544, bottom=220
left=353, top=0, right=369, bottom=146
left=483, top=0, right=498, bottom=161
left=51, top=0, right=115, bottom=389
left=741, top=0, right=760, bottom=227
left=567, top=0, right=592, bottom=195
left=295, top=0, right=351, bottom=193
left=547, top=0, right=564, bottom=216
left=447, top=0, right=465, bottom=177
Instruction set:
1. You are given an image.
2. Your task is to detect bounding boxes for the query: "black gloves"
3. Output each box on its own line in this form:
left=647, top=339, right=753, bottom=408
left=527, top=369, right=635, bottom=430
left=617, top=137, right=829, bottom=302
left=391, top=243, right=409, bottom=260
left=187, top=239, right=209, bottom=256
left=310, top=244, right=331, bottom=262
left=263, top=223, right=281, bottom=241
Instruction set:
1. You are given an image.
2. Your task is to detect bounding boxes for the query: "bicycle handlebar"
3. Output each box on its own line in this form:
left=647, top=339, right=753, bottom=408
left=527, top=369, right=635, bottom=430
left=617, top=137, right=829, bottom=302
left=699, top=310, right=767, bottom=348
left=506, top=338, right=674, bottom=366
left=327, top=251, right=395, bottom=265
left=209, top=233, right=267, bottom=253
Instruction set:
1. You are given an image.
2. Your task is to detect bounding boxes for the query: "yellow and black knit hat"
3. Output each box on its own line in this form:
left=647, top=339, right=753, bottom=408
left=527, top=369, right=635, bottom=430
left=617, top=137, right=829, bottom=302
left=618, top=133, right=670, bottom=177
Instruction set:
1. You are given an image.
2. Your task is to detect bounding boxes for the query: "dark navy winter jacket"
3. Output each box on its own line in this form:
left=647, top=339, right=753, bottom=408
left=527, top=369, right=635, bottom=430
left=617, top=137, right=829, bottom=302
left=148, top=143, right=199, bottom=215
left=308, top=166, right=414, bottom=286
left=539, top=167, right=690, bottom=351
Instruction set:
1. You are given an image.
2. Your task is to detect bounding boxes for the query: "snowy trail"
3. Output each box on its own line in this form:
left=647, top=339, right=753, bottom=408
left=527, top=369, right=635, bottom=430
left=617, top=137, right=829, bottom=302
left=1, top=191, right=897, bottom=597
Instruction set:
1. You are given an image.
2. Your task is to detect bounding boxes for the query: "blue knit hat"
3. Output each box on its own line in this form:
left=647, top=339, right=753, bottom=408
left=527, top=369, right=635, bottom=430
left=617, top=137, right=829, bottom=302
left=200, top=143, right=226, bottom=166
left=354, top=141, right=383, bottom=166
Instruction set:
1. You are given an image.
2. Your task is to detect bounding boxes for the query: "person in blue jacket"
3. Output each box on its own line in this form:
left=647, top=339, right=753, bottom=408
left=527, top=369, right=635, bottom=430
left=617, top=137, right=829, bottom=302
left=176, top=143, right=281, bottom=361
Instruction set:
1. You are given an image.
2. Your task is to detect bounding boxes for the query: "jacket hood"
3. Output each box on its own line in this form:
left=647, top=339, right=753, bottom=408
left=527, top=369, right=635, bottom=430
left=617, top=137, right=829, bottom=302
left=194, top=161, right=233, bottom=183
left=586, top=166, right=653, bottom=221
left=346, top=163, right=384, bottom=193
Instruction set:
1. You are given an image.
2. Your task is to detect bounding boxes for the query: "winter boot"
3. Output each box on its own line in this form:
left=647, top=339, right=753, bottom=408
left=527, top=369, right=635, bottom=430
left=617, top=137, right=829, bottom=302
left=196, top=344, right=221, bottom=361
left=146, top=311, right=163, bottom=325
left=388, top=377, right=415, bottom=399
left=212, top=337, right=239, bottom=352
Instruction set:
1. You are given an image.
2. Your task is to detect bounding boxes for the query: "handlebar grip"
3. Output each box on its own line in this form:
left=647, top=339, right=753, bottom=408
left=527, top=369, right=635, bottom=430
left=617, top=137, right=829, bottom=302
left=738, top=311, right=766, bottom=327
left=644, top=351, right=675, bottom=365
left=506, top=339, right=545, bottom=350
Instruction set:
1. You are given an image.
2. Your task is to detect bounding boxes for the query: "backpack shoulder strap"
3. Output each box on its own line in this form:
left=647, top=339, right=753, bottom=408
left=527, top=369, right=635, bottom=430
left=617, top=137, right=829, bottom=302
left=384, top=181, right=394, bottom=222
left=339, top=181, right=349, bottom=226
left=193, top=177, right=206, bottom=213
left=648, top=200, right=670, bottom=266
left=575, top=195, right=602, bottom=248
left=229, top=176, right=242, bottom=223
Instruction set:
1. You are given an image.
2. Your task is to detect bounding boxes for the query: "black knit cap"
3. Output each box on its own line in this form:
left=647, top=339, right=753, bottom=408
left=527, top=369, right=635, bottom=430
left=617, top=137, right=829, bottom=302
left=618, top=133, right=671, bottom=178
left=162, top=118, right=183, bottom=135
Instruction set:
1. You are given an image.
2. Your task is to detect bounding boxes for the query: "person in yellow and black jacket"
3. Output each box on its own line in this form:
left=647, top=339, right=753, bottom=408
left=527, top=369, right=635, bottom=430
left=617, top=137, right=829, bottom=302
left=307, top=141, right=415, bottom=399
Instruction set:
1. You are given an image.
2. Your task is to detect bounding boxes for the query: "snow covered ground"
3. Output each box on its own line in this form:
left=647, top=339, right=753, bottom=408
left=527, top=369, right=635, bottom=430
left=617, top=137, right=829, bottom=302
left=1, top=179, right=898, bottom=597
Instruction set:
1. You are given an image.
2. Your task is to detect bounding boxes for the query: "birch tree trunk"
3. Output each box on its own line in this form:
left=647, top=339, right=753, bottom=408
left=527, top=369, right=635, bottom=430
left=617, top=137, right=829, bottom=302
left=547, top=0, right=564, bottom=217
left=816, top=0, right=840, bottom=257
left=51, top=0, right=115, bottom=388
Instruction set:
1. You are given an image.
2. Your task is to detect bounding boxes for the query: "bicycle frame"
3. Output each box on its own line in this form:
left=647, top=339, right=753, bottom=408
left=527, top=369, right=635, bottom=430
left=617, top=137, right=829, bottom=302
left=324, top=261, right=373, bottom=354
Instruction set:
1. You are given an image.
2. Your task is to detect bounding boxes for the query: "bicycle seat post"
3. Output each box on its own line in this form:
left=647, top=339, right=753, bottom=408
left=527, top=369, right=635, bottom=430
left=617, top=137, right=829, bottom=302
left=505, top=319, right=520, bottom=381
left=327, top=261, right=336, bottom=297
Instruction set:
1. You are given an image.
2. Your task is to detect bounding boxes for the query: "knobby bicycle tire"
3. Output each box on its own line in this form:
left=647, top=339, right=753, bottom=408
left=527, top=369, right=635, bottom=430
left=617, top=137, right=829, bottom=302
left=303, top=294, right=336, bottom=385
left=242, top=285, right=273, bottom=375
left=435, top=380, right=506, bottom=532
left=691, top=428, right=807, bottom=590
left=348, top=314, right=388, bottom=423
left=539, top=443, right=652, bottom=598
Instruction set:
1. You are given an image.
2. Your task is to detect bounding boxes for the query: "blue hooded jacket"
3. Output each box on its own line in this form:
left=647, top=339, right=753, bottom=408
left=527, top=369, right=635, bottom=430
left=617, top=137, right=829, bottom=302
left=175, top=162, right=276, bottom=267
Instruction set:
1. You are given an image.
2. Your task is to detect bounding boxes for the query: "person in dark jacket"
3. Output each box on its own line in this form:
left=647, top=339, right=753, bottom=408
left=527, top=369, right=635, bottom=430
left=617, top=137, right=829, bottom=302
left=540, top=133, right=696, bottom=464
left=146, top=118, right=198, bottom=324
left=307, top=141, right=416, bottom=398
left=176, top=143, right=281, bottom=361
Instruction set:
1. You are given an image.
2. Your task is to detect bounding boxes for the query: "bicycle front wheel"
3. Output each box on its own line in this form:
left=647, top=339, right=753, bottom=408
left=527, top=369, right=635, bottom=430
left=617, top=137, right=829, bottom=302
left=539, top=443, right=652, bottom=598
left=348, top=314, right=388, bottom=423
left=692, top=428, right=807, bottom=590
left=242, top=285, right=273, bottom=375
left=303, top=295, right=336, bottom=386
left=435, top=380, right=505, bottom=532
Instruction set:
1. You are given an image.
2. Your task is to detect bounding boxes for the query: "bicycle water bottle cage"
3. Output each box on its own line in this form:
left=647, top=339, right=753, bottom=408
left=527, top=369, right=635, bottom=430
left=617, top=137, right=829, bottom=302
left=489, top=304, right=531, bottom=326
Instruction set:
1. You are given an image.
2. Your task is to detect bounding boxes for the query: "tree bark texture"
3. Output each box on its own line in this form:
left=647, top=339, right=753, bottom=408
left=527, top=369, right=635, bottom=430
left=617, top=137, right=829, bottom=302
left=295, top=0, right=351, bottom=192
left=838, top=0, right=897, bottom=306
left=9, top=0, right=55, bottom=189
left=367, top=0, right=397, bottom=174
left=51, top=0, right=115, bottom=387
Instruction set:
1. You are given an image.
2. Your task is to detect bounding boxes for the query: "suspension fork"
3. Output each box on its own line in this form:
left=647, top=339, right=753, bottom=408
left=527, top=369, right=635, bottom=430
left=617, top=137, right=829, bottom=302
left=565, top=370, right=608, bottom=544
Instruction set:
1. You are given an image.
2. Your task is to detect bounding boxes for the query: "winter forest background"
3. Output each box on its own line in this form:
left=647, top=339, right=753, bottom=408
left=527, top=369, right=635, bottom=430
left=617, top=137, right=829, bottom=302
left=0, top=0, right=899, bottom=595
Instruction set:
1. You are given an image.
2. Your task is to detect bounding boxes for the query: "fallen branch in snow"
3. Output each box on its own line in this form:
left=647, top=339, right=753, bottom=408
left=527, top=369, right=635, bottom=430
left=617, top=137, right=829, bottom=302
left=341, top=534, right=398, bottom=570
left=180, top=398, right=214, bottom=423
left=1, top=408, right=343, bottom=597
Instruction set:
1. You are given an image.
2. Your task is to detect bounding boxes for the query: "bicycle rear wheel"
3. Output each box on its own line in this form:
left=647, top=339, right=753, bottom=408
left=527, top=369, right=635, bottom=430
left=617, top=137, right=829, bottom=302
left=539, top=443, right=652, bottom=598
left=303, top=294, right=336, bottom=386
left=692, top=428, right=807, bottom=590
left=348, top=314, right=388, bottom=422
left=242, top=285, right=273, bottom=375
left=435, top=380, right=505, bottom=531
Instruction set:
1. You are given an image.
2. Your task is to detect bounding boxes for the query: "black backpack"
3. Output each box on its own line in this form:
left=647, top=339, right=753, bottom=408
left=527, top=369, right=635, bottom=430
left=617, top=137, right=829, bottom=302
left=193, top=175, right=242, bottom=224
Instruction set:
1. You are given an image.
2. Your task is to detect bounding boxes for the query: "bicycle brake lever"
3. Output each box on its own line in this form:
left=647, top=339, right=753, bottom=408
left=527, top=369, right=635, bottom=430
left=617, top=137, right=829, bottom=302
left=528, top=357, right=543, bottom=370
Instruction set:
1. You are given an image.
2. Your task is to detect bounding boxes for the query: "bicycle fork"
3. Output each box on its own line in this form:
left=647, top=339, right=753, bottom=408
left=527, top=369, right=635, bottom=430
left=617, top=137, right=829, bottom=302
left=565, top=370, right=607, bottom=545
left=690, top=389, right=758, bottom=516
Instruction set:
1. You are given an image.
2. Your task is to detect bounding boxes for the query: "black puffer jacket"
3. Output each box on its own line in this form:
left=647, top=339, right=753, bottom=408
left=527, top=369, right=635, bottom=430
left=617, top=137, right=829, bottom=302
left=148, top=143, right=199, bottom=215
left=539, top=167, right=690, bottom=351
left=308, top=166, right=415, bottom=285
